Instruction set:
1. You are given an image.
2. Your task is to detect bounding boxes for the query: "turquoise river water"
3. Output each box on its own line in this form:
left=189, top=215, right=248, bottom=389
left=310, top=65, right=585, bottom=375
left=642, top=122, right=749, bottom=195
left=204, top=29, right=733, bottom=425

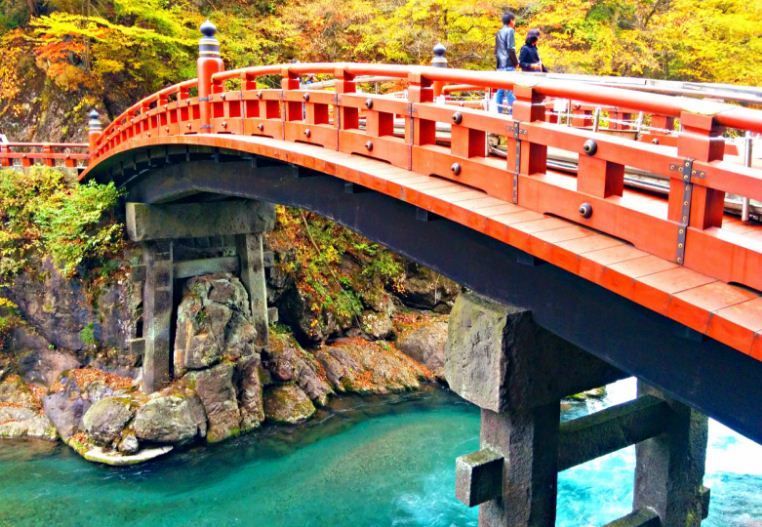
left=0, top=378, right=759, bottom=527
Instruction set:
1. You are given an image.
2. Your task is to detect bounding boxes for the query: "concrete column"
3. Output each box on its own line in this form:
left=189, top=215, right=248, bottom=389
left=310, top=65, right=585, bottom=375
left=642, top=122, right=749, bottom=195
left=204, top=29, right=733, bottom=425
left=634, top=381, right=709, bottom=526
left=480, top=404, right=560, bottom=527
left=236, top=233, right=268, bottom=347
left=141, top=240, right=174, bottom=393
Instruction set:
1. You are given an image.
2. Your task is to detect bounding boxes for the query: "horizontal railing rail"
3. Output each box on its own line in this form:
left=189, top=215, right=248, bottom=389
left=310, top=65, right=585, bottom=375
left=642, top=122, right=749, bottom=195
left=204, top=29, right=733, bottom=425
left=0, top=142, right=89, bottom=168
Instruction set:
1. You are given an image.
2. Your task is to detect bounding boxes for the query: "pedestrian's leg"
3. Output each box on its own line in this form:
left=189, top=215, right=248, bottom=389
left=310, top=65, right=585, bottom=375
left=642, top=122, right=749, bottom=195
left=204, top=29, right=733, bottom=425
left=496, top=89, right=505, bottom=114
left=506, top=67, right=516, bottom=115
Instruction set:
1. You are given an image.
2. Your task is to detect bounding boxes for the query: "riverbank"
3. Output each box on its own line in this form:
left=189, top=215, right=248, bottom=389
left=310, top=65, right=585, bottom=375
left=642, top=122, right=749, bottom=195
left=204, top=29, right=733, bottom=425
left=0, top=380, right=759, bottom=527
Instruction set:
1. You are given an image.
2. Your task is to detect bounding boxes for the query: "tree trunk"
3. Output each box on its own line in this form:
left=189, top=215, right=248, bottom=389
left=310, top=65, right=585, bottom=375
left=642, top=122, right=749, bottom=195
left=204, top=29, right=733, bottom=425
left=25, top=0, right=38, bottom=16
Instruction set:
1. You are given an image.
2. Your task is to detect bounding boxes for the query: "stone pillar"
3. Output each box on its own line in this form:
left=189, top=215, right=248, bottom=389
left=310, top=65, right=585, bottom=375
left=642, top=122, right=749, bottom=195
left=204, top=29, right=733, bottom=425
left=479, top=404, right=560, bottom=527
left=634, top=381, right=709, bottom=526
left=141, top=240, right=174, bottom=393
left=446, top=291, right=626, bottom=526
left=236, top=233, right=269, bottom=347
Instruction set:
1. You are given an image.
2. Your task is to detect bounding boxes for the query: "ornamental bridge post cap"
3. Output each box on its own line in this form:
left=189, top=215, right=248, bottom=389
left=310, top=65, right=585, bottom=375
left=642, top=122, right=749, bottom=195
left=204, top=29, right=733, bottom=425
left=200, top=20, right=217, bottom=38
left=199, top=20, right=221, bottom=58
left=88, top=109, right=102, bottom=130
left=432, top=42, right=447, bottom=67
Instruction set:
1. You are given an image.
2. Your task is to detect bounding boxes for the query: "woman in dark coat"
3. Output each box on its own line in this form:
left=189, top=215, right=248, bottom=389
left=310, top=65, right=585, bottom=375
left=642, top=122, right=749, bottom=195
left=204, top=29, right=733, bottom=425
left=519, top=29, right=548, bottom=72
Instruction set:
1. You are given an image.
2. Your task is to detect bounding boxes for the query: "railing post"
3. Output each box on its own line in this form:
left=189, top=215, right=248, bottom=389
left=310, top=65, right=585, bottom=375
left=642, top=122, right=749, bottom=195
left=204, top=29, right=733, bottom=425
left=0, top=144, right=9, bottom=167
left=87, top=109, right=102, bottom=159
left=197, top=20, right=224, bottom=133
left=281, top=67, right=301, bottom=124
left=674, top=111, right=725, bottom=230
left=408, top=70, right=436, bottom=143
left=335, top=67, right=359, bottom=131
left=512, top=83, right=547, bottom=176
left=41, top=143, right=54, bottom=167
left=741, top=131, right=753, bottom=223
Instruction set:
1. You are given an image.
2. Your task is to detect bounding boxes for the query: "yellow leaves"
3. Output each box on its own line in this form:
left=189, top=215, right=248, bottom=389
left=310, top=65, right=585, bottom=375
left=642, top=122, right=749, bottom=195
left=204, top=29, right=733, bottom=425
left=0, top=30, right=28, bottom=119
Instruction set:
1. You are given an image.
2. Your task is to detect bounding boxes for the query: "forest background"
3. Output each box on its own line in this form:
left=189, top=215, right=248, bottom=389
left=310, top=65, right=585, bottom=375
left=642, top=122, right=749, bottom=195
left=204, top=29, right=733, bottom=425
left=1, top=0, right=761, bottom=141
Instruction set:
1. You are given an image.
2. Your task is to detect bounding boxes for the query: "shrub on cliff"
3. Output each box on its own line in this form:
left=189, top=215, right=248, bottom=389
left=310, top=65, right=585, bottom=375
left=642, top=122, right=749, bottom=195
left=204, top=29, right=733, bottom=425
left=267, top=206, right=404, bottom=342
left=0, top=167, right=122, bottom=284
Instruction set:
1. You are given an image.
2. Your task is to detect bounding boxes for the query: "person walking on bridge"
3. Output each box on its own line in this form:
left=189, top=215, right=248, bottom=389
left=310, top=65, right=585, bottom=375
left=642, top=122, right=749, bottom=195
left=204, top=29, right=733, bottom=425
left=519, top=29, right=548, bottom=72
left=494, top=11, right=519, bottom=114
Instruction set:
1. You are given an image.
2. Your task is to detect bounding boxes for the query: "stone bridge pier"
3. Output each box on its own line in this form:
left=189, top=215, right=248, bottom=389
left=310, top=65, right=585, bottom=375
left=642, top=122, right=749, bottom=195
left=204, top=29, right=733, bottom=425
left=125, top=199, right=275, bottom=393
left=446, top=292, right=709, bottom=527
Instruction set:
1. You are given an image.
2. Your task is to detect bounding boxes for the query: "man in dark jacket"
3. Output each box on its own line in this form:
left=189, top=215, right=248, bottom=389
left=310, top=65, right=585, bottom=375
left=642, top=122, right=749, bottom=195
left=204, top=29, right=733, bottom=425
left=519, top=29, right=548, bottom=72
left=494, top=11, right=518, bottom=113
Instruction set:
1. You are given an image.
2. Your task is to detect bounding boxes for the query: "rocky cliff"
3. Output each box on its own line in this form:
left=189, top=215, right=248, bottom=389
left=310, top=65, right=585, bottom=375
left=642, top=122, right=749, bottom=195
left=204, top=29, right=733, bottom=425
left=0, top=199, right=458, bottom=465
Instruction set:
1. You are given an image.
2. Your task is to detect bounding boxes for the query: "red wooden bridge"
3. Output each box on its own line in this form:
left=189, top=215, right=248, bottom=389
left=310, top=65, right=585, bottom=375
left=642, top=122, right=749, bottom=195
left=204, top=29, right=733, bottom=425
left=8, top=20, right=761, bottom=526
left=79, top=62, right=762, bottom=351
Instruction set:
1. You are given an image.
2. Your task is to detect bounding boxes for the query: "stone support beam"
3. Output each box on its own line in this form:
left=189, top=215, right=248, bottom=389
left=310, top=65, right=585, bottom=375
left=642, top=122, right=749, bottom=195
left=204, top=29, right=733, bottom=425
left=634, top=381, right=709, bottom=526
left=602, top=509, right=660, bottom=527
left=236, top=233, right=268, bottom=347
left=558, top=395, right=672, bottom=471
left=126, top=200, right=275, bottom=242
left=141, top=241, right=173, bottom=393
left=455, top=448, right=504, bottom=507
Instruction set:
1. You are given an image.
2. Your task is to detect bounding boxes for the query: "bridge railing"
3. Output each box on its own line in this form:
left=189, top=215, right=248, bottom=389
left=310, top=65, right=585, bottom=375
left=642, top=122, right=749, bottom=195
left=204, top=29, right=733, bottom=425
left=88, top=54, right=762, bottom=293
left=0, top=142, right=89, bottom=168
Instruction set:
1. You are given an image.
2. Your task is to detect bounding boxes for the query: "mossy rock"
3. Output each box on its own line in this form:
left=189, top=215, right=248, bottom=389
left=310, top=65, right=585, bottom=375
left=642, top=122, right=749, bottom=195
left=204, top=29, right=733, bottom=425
left=263, top=384, right=316, bottom=424
left=82, top=396, right=134, bottom=446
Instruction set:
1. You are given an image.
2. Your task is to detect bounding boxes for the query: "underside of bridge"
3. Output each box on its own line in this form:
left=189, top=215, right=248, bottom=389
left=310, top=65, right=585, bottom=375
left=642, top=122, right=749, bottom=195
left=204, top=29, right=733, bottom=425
left=86, top=145, right=760, bottom=526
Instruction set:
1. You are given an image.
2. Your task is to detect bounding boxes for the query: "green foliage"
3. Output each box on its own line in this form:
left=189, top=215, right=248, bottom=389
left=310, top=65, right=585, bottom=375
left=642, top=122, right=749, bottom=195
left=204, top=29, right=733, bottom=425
left=0, top=297, right=19, bottom=348
left=79, top=322, right=97, bottom=346
left=34, top=179, right=123, bottom=277
left=0, top=167, right=124, bottom=285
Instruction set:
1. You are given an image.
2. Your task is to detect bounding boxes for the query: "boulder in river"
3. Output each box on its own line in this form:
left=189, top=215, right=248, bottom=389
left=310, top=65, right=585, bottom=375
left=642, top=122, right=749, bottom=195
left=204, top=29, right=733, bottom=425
left=393, top=312, right=448, bottom=380
left=43, top=391, right=90, bottom=440
left=133, top=393, right=207, bottom=443
left=237, top=355, right=266, bottom=432
left=263, top=384, right=316, bottom=424
left=82, top=397, right=134, bottom=446
left=0, top=406, right=57, bottom=441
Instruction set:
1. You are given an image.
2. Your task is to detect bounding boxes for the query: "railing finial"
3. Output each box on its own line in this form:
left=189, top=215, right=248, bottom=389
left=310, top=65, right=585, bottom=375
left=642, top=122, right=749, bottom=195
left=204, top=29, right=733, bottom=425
left=431, top=43, right=447, bottom=100
left=199, top=20, right=220, bottom=58
left=200, top=19, right=217, bottom=38
left=88, top=109, right=102, bottom=130
left=432, top=42, right=447, bottom=68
